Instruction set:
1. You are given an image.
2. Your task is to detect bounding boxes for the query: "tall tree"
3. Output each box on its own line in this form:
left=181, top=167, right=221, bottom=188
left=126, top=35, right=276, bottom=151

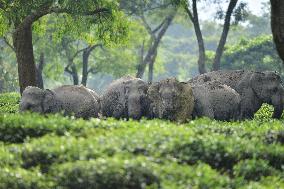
left=270, top=0, right=284, bottom=63
left=0, top=1, right=123, bottom=93
left=212, top=0, right=238, bottom=71
left=137, top=10, right=177, bottom=82
left=183, top=0, right=247, bottom=73
left=121, top=0, right=178, bottom=82
left=61, top=38, right=103, bottom=86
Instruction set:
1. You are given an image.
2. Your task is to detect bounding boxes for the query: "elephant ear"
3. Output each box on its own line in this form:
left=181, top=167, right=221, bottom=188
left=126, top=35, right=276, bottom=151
left=180, top=82, right=192, bottom=94
left=147, top=82, right=161, bottom=118
left=42, top=89, right=60, bottom=113
left=180, top=82, right=194, bottom=108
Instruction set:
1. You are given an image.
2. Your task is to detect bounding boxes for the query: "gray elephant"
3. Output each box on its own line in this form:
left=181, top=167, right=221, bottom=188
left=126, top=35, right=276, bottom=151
left=191, top=81, right=241, bottom=121
left=100, top=76, right=149, bottom=120
left=189, top=70, right=284, bottom=119
left=147, top=78, right=194, bottom=123
left=20, top=85, right=100, bottom=119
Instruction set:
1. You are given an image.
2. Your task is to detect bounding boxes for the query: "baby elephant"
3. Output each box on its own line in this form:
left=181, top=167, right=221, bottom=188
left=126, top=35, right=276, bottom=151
left=100, top=76, right=149, bottom=120
left=191, top=81, right=241, bottom=121
left=20, top=85, right=100, bottom=119
left=148, top=78, right=194, bottom=123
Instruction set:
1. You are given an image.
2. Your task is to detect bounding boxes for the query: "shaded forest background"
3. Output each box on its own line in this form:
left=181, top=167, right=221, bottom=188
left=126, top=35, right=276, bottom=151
left=0, top=0, right=281, bottom=94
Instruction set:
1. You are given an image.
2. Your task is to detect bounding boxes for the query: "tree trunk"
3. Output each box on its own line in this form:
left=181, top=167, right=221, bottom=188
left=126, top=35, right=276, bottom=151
left=81, top=44, right=100, bottom=86
left=136, top=12, right=175, bottom=79
left=81, top=50, right=89, bottom=86
left=0, top=53, right=3, bottom=93
left=12, top=23, right=37, bottom=94
left=148, top=52, right=157, bottom=83
left=212, top=0, right=238, bottom=71
left=185, top=0, right=207, bottom=74
left=271, top=0, right=284, bottom=63
left=36, top=52, right=45, bottom=89
left=136, top=38, right=154, bottom=78
left=71, top=65, right=79, bottom=85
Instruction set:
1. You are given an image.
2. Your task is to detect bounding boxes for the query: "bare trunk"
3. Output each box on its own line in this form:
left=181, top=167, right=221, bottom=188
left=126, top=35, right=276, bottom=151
left=185, top=0, right=206, bottom=74
left=0, top=54, right=3, bottom=93
left=148, top=59, right=154, bottom=83
left=36, top=52, right=45, bottom=89
left=212, top=0, right=238, bottom=71
left=71, top=65, right=79, bottom=85
left=12, top=23, right=37, bottom=94
left=195, top=26, right=207, bottom=74
left=81, top=50, right=89, bottom=86
left=65, top=61, right=79, bottom=85
left=271, top=0, right=284, bottom=63
left=80, top=44, right=100, bottom=86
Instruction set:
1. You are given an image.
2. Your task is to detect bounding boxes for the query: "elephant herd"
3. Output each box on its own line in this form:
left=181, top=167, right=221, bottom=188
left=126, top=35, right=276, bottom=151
left=20, top=70, right=284, bottom=122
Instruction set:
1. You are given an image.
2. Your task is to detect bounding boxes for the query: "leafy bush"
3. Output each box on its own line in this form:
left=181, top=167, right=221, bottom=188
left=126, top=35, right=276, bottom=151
left=0, top=167, right=54, bottom=189
left=0, top=144, right=21, bottom=167
left=233, top=159, right=277, bottom=181
left=50, top=157, right=160, bottom=189
left=10, top=119, right=284, bottom=176
left=0, top=93, right=20, bottom=114
left=0, top=93, right=284, bottom=188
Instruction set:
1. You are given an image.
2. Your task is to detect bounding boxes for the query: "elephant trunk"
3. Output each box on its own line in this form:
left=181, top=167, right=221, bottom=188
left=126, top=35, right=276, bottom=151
left=127, top=95, right=142, bottom=120
left=272, top=103, right=283, bottom=119
left=272, top=86, right=284, bottom=119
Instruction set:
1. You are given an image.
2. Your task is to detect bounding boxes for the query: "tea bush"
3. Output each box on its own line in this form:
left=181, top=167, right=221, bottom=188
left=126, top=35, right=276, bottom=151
left=0, top=92, right=284, bottom=188
left=0, top=93, right=20, bottom=114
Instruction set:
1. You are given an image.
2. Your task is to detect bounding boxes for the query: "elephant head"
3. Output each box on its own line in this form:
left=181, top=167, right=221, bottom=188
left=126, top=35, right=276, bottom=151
left=20, top=86, right=62, bottom=114
left=148, top=78, right=193, bottom=121
left=250, top=71, right=284, bottom=118
left=123, top=79, right=149, bottom=120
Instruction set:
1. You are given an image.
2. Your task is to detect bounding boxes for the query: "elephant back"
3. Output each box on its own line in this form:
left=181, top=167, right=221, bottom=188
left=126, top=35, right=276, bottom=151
left=53, top=85, right=100, bottom=119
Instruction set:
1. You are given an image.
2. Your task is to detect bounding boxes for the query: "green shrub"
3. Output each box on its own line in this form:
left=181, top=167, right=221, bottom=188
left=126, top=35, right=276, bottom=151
left=239, top=176, right=284, bottom=189
left=233, top=159, right=277, bottom=181
left=0, top=113, right=76, bottom=143
left=0, top=144, right=21, bottom=167
left=157, top=162, right=231, bottom=189
left=0, top=113, right=142, bottom=143
left=0, top=167, right=54, bottom=189
left=14, top=122, right=284, bottom=175
left=0, top=95, right=283, bottom=188
left=0, top=93, right=20, bottom=114
left=50, top=157, right=160, bottom=189
left=255, top=103, right=284, bottom=120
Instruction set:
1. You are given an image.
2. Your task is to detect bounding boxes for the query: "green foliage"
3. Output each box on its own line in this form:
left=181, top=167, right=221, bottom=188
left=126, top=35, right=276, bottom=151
left=1, top=93, right=284, bottom=188
left=222, top=35, right=283, bottom=76
left=0, top=93, right=20, bottom=113
left=50, top=157, right=160, bottom=189
left=233, top=159, right=277, bottom=181
left=0, top=167, right=54, bottom=189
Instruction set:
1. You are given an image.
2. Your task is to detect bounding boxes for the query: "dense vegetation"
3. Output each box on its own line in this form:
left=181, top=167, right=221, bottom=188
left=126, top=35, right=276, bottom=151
left=1, top=93, right=284, bottom=188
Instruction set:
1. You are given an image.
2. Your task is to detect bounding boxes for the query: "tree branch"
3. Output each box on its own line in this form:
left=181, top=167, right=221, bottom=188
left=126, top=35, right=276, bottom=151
left=88, top=44, right=103, bottom=53
left=15, top=5, right=110, bottom=32
left=140, top=14, right=153, bottom=35
left=87, top=67, right=98, bottom=74
left=152, top=18, right=167, bottom=34
left=64, top=65, right=73, bottom=75
left=184, top=6, right=194, bottom=22
left=3, top=37, right=15, bottom=52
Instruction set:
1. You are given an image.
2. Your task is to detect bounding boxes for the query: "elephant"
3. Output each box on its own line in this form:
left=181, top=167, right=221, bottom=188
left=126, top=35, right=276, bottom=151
left=189, top=70, right=284, bottom=119
left=270, top=0, right=284, bottom=63
left=20, top=85, right=100, bottom=119
left=147, top=78, right=194, bottom=123
left=191, top=81, right=241, bottom=121
left=100, top=76, right=149, bottom=120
